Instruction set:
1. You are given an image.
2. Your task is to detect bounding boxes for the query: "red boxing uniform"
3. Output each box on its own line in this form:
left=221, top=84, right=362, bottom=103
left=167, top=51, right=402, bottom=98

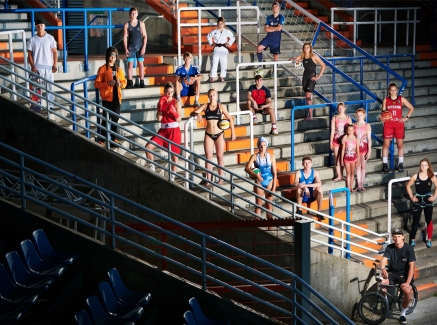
left=150, top=96, right=181, bottom=154
left=383, top=95, right=405, bottom=139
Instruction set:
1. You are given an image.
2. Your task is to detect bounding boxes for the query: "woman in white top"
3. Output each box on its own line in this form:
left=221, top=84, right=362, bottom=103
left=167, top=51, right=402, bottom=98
left=207, top=17, right=235, bottom=82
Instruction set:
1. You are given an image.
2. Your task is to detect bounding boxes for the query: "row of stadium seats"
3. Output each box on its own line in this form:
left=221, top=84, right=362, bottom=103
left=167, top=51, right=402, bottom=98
left=183, top=297, right=229, bottom=325
left=0, top=229, right=77, bottom=324
left=74, top=268, right=152, bottom=325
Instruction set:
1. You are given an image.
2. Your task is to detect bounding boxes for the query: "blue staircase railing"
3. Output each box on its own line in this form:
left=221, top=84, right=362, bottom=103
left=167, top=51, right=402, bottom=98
left=0, top=142, right=354, bottom=325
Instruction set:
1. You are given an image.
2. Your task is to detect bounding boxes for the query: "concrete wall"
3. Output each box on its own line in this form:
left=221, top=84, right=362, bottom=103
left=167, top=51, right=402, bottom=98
left=0, top=97, right=375, bottom=320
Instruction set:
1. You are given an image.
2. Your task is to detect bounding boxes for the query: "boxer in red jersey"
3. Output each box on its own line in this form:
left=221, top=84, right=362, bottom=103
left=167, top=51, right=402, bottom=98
left=381, top=82, right=414, bottom=173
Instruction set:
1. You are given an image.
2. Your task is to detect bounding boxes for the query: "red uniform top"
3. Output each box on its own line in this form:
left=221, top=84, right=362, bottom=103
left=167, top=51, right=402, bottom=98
left=158, top=96, right=179, bottom=124
left=385, top=95, right=403, bottom=120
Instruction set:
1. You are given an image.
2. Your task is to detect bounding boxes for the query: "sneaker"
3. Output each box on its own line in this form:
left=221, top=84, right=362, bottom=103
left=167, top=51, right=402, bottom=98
left=170, top=175, right=175, bottom=182
left=382, top=163, right=389, bottom=173
left=410, top=239, right=416, bottom=247
left=253, top=116, right=259, bottom=124
left=148, top=164, right=156, bottom=172
left=398, top=163, right=404, bottom=172
left=426, top=240, right=432, bottom=248
left=193, top=100, right=200, bottom=107
left=398, top=315, right=407, bottom=325
left=270, top=129, right=278, bottom=135
left=296, top=209, right=303, bottom=215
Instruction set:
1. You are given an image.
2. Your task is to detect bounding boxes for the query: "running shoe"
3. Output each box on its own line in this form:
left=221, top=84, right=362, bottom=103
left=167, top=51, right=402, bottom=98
left=426, top=240, right=432, bottom=248
left=398, top=315, right=407, bottom=324
left=410, top=239, right=416, bottom=247
left=149, top=164, right=156, bottom=172
left=382, top=163, right=389, bottom=173
left=270, top=129, right=278, bottom=135
left=398, top=163, right=404, bottom=172
left=253, top=116, right=259, bottom=124
left=193, top=100, right=201, bottom=107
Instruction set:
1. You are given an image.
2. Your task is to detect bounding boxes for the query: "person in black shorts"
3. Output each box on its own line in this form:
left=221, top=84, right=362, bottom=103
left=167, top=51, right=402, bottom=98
left=289, top=43, right=325, bottom=120
left=406, top=158, right=437, bottom=248
left=380, top=228, right=416, bottom=325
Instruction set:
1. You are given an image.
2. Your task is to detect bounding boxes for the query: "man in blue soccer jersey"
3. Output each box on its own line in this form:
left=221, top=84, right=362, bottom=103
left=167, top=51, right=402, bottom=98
left=256, top=2, right=285, bottom=68
left=174, top=52, right=202, bottom=107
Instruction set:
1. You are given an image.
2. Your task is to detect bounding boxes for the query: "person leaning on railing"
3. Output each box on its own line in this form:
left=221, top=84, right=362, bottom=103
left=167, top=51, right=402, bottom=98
left=94, top=47, right=127, bottom=145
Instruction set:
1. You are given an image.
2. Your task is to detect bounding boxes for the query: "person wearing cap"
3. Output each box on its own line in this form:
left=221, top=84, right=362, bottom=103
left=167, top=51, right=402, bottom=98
left=26, top=19, right=58, bottom=108
left=123, top=7, right=147, bottom=88
left=247, top=74, right=278, bottom=135
left=380, top=228, right=416, bottom=325
left=256, top=2, right=284, bottom=68
left=294, top=156, right=324, bottom=221
left=245, top=136, right=277, bottom=220
left=94, top=47, right=127, bottom=144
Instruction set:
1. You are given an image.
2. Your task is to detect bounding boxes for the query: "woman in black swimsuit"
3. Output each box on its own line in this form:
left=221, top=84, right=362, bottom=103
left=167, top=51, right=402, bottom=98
left=191, top=88, right=236, bottom=186
left=289, top=42, right=325, bottom=120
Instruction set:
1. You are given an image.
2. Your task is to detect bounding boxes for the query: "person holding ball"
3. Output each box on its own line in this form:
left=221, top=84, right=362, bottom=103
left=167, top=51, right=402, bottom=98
left=245, top=136, right=277, bottom=220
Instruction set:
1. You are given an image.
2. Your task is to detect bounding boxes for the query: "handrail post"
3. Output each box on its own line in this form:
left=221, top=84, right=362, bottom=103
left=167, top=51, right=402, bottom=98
left=110, top=194, right=115, bottom=249
left=394, top=9, right=397, bottom=55
left=328, top=191, right=334, bottom=254
left=201, top=236, right=207, bottom=290
left=328, top=103, right=333, bottom=166
left=84, top=10, right=89, bottom=71
left=328, top=187, right=350, bottom=259
left=230, top=174, right=234, bottom=213
left=84, top=82, right=90, bottom=138
left=390, top=140, right=395, bottom=170
left=44, top=80, right=50, bottom=119
left=20, top=155, right=26, bottom=209
left=62, top=10, right=68, bottom=73
left=167, top=144, right=172, bottom=181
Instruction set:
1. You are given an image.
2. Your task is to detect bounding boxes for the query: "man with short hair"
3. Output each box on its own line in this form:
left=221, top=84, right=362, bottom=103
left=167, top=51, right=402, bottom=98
left=27, top=19, right=58, bottom=109
left=256, top=1, right=284, bottom=68
left=294, top=156, right=324, bottom=221
left=174, top=52, right=202, bottom=107
left=380, top=228, right=416, bottom=325
left=123, top=7, right=147, bottom=88
left=247, top=74, right=278, bottom=135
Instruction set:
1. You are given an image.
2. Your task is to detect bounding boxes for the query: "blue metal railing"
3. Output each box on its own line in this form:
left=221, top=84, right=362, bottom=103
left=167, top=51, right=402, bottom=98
left=1, top=8, right=129, bottom=72
left=289, top=100, right=375, bottom=171
left=70, top=75, right=99, bottom=138
left=0, top=142, right=354, bottom=325
left=329, top=187, right=351, bottom=259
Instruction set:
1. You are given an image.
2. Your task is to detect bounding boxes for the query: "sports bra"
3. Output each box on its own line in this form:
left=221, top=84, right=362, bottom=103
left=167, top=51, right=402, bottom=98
left=205, top=103, right=222, bottom=121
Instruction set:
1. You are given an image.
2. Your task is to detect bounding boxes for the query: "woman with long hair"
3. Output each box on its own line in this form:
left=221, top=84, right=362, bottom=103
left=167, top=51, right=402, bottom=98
left=354, top=108, right=372, bottom=191
left=190, top=88, right=236, bottom=186
left=406, top=158, right=437, bottom=248
left=289, top=42, right=326, bottom=120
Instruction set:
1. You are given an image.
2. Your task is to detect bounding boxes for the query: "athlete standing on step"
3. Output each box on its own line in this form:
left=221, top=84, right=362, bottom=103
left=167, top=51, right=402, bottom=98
left=190, top=89, right=236, bottom=186
left=381, top=82, right=414, bottom=173
left=289, top=42, right=326, bottom=120
left=207, top=17, right=235, bottom=83
left=354, top=108, right=372, bottom=191
left=341, top=124, right=360, bottom=192
left=256, top=2, right=284, bottom=68
left=405, top=158, right=437, bottom=248
left=123, top=7, right=147, bottom=89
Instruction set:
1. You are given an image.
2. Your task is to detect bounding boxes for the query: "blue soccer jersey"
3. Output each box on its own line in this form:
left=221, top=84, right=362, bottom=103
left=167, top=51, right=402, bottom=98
left=174, top=64, right=200, bottom=81
left=265, top=14, right=285, bottom=43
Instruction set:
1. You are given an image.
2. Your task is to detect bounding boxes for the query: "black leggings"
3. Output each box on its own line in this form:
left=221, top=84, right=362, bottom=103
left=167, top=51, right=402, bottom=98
left=100, top=100, right=121, bottom=141
left=410, top=195, right=433, bottom=240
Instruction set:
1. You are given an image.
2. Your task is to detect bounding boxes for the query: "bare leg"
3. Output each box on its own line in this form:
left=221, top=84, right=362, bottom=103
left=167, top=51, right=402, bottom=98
left=305, top=92, right=313, bottom=120
left=204, top=135, right=215, bottom=183
left=215, top=134, right=226, bottom=184
left=333, top=146, right=343, bottom=180
left=397, top=138, right=404, bottom=158
left=345, top=163, right=353, bottom=191
left=127, top=62, right=134, bottom=80
left=194, top=80, right=201, bottom=96
left=382, top=138, right=391, bottom=160
left=138, top=61, right=144, bottom=80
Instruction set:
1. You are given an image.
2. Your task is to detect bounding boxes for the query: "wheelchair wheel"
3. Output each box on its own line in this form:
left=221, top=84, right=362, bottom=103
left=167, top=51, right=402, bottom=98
left=398, top=284, right=418, bottom=315
left=358, top=292, right=389, bottom=325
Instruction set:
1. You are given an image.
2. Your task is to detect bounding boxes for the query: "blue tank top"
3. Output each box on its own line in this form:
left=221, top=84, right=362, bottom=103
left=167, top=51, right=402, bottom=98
left=127, top=21, right=142, bottom=51
left=255, top=153, right=273, bottom=188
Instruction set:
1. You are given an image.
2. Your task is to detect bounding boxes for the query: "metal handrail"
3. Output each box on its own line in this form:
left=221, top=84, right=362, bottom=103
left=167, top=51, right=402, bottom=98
left=66, top=15, right=107, bottom=48
left=387, top=172, right=437, bottom=244
left=177, top=5, right=260, bottom=67
left=2, top=8, right=130, bottom=72
left=330, top=7, right=420, bottom=56
left=0, top=142, right=354, bottom=325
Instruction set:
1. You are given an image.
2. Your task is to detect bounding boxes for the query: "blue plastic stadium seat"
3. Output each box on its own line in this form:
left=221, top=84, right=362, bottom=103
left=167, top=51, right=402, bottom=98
left=0, top=299, right=28, bottom=323
left=86, top=295, right=135, bottom=325
left=98, top=281, right=144, bottom=321
left=74, top=310, right=94, bottom=325
left=0, top=263, right=40, bottom=306
left=32, top=229, right=77, bottom=265
left=107, top=268, right=151, bottom=307
left=5, top=251, right=54, bottom=291
left=184, top=310, right=199, bottom=325
left=189, top=297, right=230, bottom=325
left=20, top=239, right=65, bottom=277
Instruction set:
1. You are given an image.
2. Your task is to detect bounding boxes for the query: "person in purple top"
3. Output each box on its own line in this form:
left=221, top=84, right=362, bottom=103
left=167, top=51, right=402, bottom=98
left=256, top=2, right=285, bottom=68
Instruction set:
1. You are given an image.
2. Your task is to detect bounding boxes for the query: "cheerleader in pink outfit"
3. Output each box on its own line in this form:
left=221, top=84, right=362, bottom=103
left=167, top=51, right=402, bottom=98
left=330, top=102, right=352, bottom=181
left=354, top=108, right=372, bottom=191
left=341, top=124, right=361, bottom=192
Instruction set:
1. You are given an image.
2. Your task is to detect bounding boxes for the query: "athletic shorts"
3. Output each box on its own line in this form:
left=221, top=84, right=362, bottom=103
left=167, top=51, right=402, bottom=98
left=383, top=120, right=405, bottom=139
left=259, top=37, right=280, bottom=54
left=387, top=273, right=414, bottom=285
left=180, top=84, right=195, bottom=97
left=344, top=154, right=358, bottom=164
left=127, top=50, right=144, bottom=62
left=302, top=74, right=316, bottom=93
left=302, top=189, right=316, bottom=203
left=150, top=127, right=181, bottom=154
left=359, top=142, right=369, bottom=154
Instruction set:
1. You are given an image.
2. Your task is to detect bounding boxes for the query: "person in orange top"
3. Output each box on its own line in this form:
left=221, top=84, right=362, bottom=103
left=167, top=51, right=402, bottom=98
left=94, top=47, right=127, bottom=144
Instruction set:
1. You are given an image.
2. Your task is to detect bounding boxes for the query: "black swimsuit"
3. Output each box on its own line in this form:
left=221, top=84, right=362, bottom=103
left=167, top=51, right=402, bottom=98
left=302, top=56, right=317, bottom=93
left=205, top=103, right=224, bottom=141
